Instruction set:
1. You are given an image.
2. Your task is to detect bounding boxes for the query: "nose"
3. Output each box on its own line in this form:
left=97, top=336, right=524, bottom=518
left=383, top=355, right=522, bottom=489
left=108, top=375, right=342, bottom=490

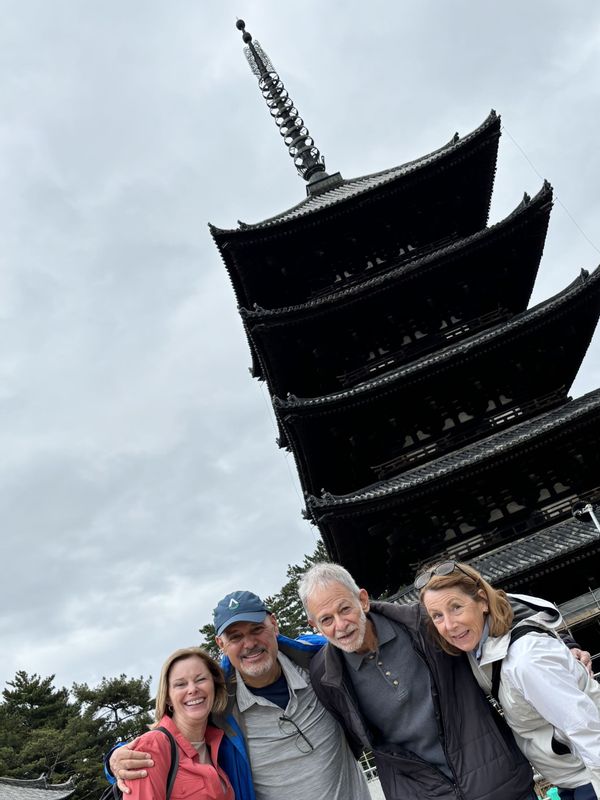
left=442, top=613, right=458, bottom=630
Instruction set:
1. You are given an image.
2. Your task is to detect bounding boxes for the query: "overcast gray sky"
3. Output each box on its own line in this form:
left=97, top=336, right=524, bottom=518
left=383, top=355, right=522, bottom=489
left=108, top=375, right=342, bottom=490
left=1, top=1, right=599, bottom=694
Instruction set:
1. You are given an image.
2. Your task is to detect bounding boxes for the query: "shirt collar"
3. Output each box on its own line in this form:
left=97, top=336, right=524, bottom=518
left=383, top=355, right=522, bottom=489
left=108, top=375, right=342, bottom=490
left=235, top=651, right=308, bottom=711
left=158, top=713, right=222, bottom=760
left=344, top=611, right=396, bottom=671
left=474, top=617, right=490, bottom=661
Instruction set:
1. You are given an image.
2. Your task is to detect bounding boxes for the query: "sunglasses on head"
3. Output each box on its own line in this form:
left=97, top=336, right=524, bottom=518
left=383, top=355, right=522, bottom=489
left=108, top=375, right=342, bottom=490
left=414, top=560, right=475, bottom=590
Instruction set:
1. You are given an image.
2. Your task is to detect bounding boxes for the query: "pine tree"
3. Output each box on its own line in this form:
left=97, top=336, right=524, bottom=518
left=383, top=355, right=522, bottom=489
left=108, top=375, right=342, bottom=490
left=2, top=671, right=72, bottom=730
left=0, top=671, right=153, bottom=800
left=265, top=539, right=330, bottom=637
left=72, top=674, right=153, bottom=740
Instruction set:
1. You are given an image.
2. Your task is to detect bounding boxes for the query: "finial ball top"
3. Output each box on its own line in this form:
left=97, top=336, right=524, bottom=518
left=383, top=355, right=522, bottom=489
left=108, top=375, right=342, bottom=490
left=236, top=18, right=252, bottom=42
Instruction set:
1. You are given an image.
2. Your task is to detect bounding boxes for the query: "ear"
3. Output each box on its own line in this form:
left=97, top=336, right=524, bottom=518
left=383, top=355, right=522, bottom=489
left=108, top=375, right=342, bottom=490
left=215, top=635, right=224, bottom=651
left=304, top=600, right=317, bottom=630
left=476, top=590, right=489, bottom=613
left=268, top=613, right=280, bottom=636
left=358, top=588, right=370, bottom=612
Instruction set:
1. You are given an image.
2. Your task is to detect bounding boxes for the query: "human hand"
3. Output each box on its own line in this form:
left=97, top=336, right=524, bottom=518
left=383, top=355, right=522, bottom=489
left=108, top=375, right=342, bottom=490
left=570, top=648, right=593, bottom=676
left=109, top=741, right=153, bottom=794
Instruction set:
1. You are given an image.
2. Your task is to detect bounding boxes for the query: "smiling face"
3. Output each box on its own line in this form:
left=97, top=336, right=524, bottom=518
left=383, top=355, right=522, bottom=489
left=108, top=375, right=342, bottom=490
left=216, top=614, right=281, bottom=687
left=306, top=581, right=376, bottom=654
left=167, top=655, right=215, bottom=739
left=422, top=586, right=489, bottom=652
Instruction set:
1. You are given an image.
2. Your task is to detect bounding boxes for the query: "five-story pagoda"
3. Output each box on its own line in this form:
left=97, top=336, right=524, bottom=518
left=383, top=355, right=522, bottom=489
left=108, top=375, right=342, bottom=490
left=211, top=21, right=600, bottom=657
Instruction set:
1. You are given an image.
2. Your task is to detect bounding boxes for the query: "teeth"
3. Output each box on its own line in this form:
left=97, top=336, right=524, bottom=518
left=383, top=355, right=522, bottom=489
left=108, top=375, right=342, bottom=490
left=185, top=698, right=205, bottom=706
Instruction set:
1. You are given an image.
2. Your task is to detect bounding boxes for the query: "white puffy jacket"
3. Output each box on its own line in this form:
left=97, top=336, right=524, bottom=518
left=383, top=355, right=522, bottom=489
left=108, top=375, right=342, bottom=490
left=468, top=593, right=600, bottom=797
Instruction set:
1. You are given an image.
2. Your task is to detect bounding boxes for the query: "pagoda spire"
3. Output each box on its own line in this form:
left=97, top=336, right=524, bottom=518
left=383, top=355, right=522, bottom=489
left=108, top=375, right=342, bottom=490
left=236, top=19, right=328, bottom=184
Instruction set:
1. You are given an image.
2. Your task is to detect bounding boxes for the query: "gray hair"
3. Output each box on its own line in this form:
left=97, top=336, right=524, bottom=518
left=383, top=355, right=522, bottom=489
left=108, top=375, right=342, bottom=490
left=298, top=562, right=361, bottom=615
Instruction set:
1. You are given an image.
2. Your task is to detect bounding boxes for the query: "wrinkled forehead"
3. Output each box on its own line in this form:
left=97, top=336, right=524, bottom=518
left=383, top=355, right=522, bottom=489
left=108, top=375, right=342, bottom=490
left=422, top=585, right=481, bottom=607
left=307, top=580, right=360, bottom=610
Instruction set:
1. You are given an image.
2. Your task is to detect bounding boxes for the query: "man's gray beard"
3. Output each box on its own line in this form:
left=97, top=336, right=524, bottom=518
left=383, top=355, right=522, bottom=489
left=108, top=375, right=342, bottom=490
left=239, top=649, right=276, bottom=678
left=330, top=609, right=367, bottom=653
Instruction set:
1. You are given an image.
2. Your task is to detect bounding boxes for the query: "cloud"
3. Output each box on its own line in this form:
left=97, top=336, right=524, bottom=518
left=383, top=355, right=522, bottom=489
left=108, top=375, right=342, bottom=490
left=1, top=0, right=599, bottom=693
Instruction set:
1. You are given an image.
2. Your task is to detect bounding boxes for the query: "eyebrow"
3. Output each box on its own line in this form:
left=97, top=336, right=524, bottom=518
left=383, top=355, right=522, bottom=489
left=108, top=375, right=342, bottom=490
left=226, top=623, right=265, bottom=635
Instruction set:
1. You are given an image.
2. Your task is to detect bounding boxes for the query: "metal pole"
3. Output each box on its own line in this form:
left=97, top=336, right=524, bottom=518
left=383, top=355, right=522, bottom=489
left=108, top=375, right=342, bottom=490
left=572, top=502, right=600, bottom=534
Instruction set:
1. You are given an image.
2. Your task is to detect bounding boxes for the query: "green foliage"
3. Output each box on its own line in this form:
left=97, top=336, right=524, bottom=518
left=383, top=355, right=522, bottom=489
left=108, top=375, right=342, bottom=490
left=265, top=539, right=330, bottom=638
left=0, top=671, right=153, bottom=800
left=72, top=674, right=153, bottom=740
left=197, top=622, right=220, bottom=661
left=3, top=671, right=72, bottom=730
left=198, top=539, right=330, bottom=654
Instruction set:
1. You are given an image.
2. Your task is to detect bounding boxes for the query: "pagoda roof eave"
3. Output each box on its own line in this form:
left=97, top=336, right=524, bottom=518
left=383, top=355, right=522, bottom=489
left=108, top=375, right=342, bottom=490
left=241, top=181, right=552, bottom=323
left=307, top=386, right=600, bottom=512
left=209, top=111, right=500, bottom=237
left=390, top=516, right=600, bottom=604
left=278, top=265, right=600, bottom=412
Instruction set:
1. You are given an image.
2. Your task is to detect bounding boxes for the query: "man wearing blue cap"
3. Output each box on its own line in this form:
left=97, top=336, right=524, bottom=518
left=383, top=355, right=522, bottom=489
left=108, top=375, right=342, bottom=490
left=108, top=590, right=371, bottom=800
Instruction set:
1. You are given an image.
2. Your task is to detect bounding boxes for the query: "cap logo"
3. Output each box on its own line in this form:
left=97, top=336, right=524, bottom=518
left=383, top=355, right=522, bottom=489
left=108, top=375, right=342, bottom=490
left=228, top=598, right=240, bottom=610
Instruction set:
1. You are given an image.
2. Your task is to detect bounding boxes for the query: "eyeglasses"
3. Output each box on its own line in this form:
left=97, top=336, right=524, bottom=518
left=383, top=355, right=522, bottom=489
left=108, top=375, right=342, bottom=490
left=414, top=561, right=475, bottom=590
left=278, top=714, right=314, bottom=754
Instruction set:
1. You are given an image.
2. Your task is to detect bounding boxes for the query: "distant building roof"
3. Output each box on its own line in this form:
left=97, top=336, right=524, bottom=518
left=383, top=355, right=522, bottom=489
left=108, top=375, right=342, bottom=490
left=0, top=777, right=76, bottom=800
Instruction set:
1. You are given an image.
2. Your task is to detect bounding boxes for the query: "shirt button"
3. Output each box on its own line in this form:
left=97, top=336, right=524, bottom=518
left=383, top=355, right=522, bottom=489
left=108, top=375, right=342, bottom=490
left=377, top=662, right=383, bottom=666
left=369, top=654, right=375, bottom=660
left=393, top=680, right=399, bottom=686
left=385, top=671, right=391, bottom=676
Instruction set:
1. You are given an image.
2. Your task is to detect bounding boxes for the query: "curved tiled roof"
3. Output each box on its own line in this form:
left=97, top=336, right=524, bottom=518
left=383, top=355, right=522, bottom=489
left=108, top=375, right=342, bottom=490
left=278, top=265, right=600, bottom=411
left=0, top=778, right=76, bottom=800
left=308, top=386, right=600, bottom=509
left=391, top=516, right=600, bottom=605
left=472, top=517, right=600, bottom=584
left=211, top=111, right=500, bottom=234
left=242, top=181, right=552, bottom=323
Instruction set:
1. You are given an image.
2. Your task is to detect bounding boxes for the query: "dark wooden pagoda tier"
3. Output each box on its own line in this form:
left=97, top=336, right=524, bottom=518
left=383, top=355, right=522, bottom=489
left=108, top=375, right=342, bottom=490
left=278, top=266, right=600, bottom=496
left=307, top=387, right=600, bottom=596
left=242, top=182, right=552, bottom=399
left=390, top=515, right=600, bottom=606
left=211, top=111, right=501, bottom=377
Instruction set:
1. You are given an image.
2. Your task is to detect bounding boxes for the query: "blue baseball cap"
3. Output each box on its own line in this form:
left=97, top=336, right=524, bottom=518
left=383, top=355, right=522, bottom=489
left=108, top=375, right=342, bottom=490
left=213, top=590, right=269, bottom=636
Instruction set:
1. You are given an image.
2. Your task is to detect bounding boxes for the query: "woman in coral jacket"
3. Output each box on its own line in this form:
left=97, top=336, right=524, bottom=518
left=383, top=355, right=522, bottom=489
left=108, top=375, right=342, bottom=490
left=419, top=561, right=600, bottom=800
left=127, top=646, right=235, bottom=800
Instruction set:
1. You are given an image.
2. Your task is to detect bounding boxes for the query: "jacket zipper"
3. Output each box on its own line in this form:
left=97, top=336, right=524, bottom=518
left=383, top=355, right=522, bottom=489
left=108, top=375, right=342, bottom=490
left=323, top=664, right=463, bottom=798
left=411, top=639, right=464, bottom=799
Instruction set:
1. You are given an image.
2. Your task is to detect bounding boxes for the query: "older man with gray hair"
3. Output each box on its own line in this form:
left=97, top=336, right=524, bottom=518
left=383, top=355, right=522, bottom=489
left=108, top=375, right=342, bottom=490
left=298, top=562, right=538, bottom=800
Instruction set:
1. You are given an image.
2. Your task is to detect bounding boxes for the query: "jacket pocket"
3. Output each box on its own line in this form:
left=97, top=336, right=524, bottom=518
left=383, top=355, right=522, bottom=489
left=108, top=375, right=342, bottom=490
left=170, top=775, right=206, bottom=799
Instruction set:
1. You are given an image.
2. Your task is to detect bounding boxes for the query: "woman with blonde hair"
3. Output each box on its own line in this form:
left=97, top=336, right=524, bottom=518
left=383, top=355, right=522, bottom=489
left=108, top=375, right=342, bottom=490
left=418, top=561, right=600, bottom=800
left=126, top=646, right=235, bottom=800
